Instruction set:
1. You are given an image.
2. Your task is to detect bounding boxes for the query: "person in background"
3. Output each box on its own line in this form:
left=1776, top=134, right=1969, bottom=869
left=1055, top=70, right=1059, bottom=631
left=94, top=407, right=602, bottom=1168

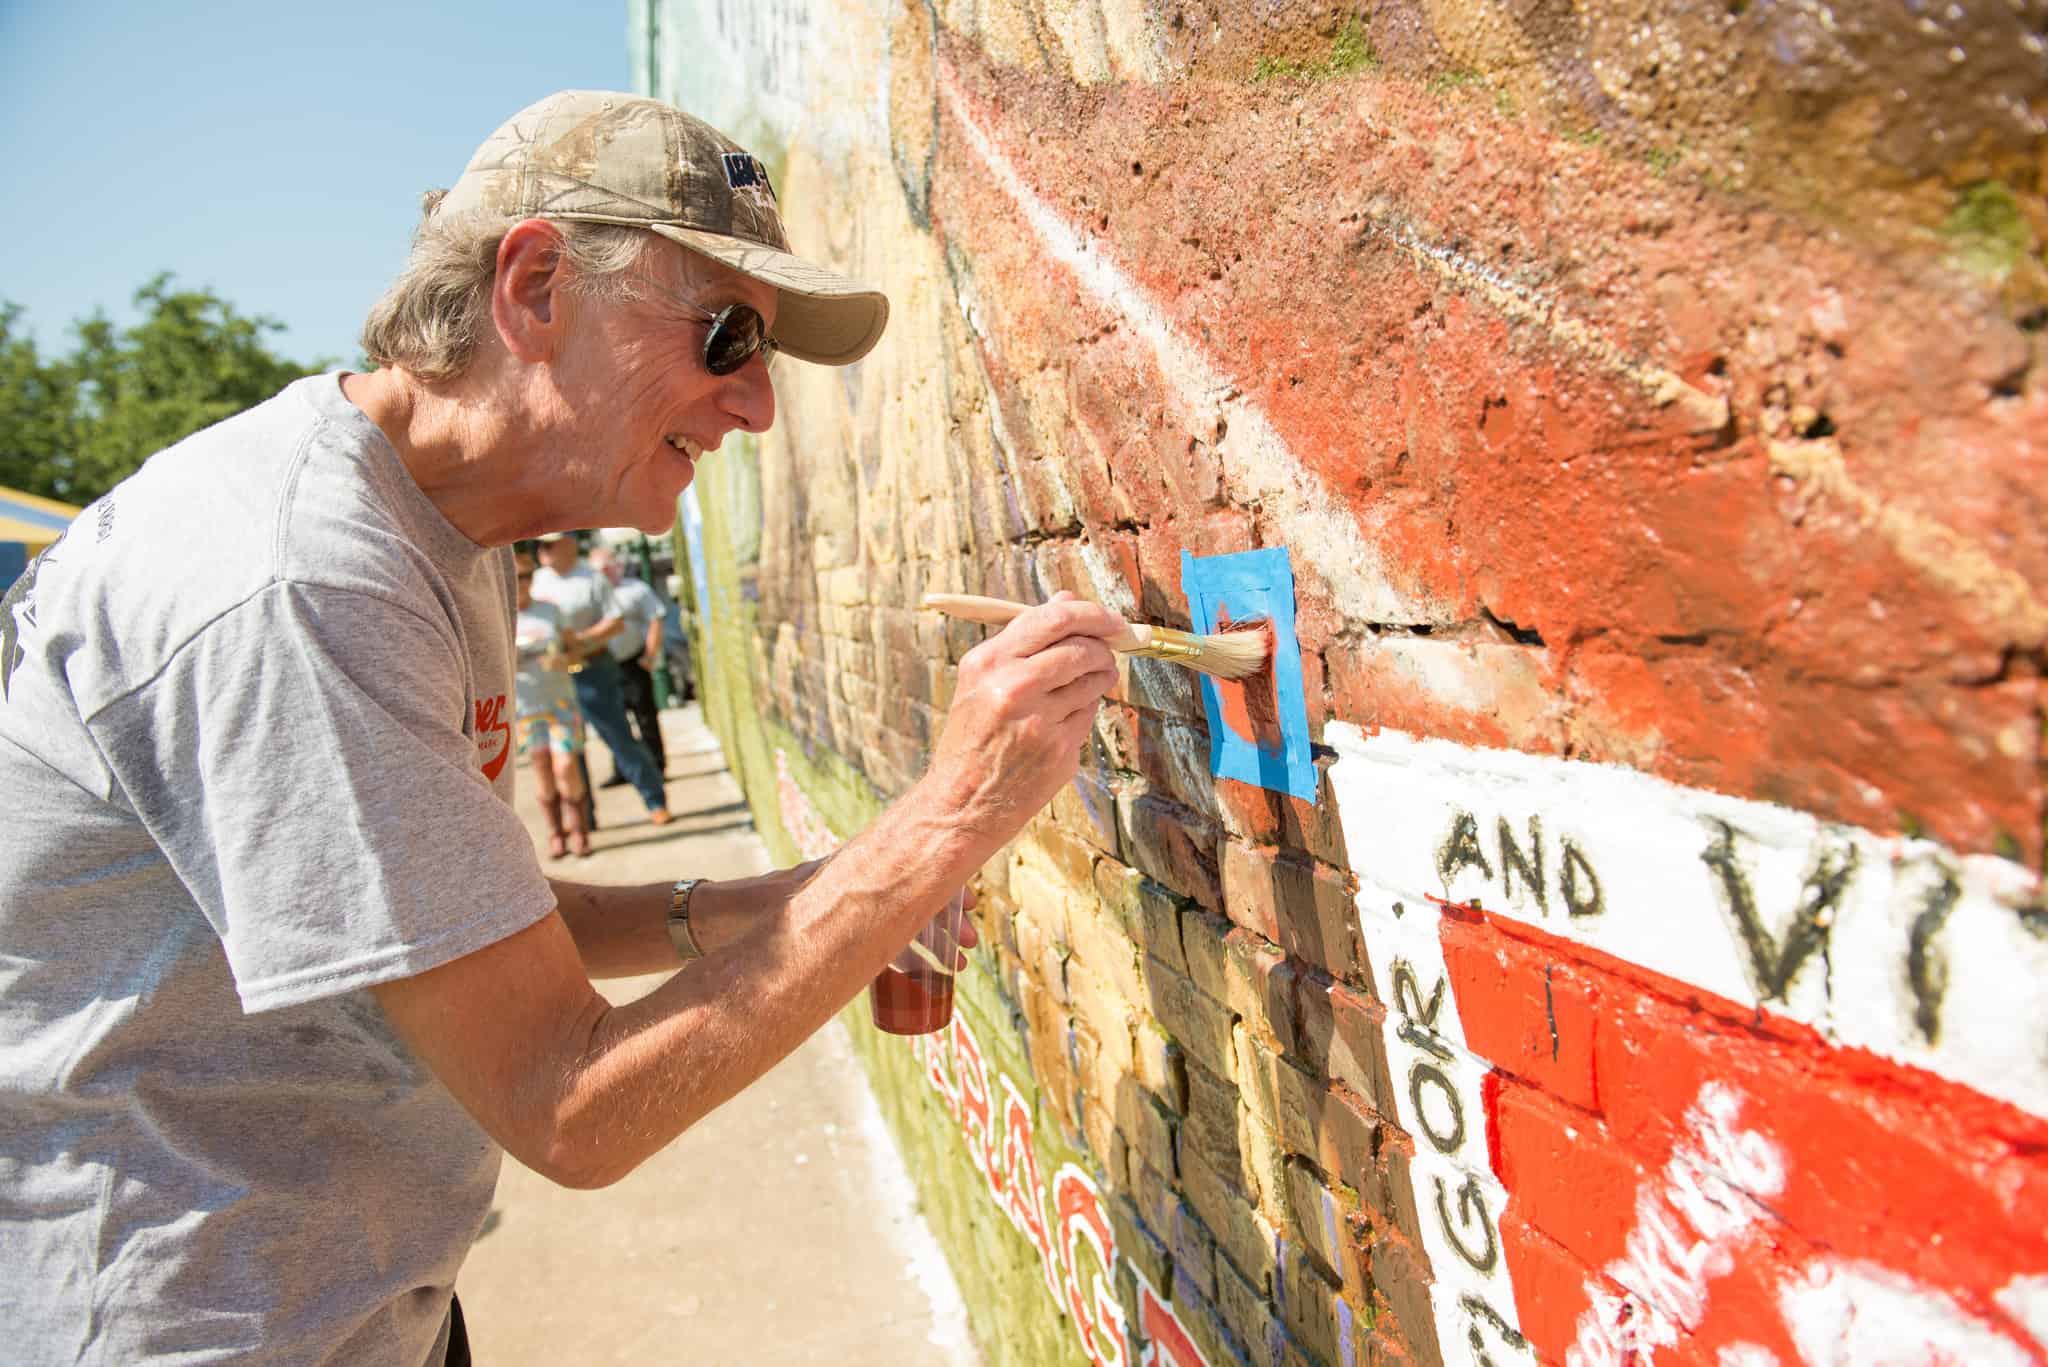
left=0, top=89, right=1122, bottom=1364
left=513, top=545, right=591, bottom=858
left=529, top=531, right=671, bottom=827
left=588, top=545, right=667, bottom=784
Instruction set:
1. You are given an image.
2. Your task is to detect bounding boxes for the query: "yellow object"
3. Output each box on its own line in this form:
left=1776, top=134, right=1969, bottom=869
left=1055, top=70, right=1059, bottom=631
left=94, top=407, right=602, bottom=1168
left=0, top=486, right=80, bottom=555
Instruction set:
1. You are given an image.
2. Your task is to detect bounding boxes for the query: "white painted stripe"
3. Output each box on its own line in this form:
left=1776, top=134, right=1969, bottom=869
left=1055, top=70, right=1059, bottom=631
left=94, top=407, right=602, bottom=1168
left=1327, top=721, right=2048, bottom=1121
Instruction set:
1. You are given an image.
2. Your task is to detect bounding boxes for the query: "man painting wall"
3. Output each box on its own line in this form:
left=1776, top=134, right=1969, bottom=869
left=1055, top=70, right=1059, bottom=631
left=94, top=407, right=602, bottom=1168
left=0, top=90, right=1124, bottom=1364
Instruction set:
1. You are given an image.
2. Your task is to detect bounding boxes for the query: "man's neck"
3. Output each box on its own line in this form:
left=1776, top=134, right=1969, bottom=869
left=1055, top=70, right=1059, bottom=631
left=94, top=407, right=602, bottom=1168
left=340, top=367, right=552, bottom=547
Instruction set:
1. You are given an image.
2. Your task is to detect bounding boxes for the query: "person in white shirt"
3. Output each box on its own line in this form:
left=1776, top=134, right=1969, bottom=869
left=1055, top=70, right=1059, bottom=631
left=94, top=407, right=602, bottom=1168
left=588, top=545, right=668, bottom=781
left=513, top=545, right=591, bottom=858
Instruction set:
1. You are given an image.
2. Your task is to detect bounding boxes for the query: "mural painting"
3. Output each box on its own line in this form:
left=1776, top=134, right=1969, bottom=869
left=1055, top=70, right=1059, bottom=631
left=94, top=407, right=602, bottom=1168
left=1329, top=722, right=2048, bottom=1365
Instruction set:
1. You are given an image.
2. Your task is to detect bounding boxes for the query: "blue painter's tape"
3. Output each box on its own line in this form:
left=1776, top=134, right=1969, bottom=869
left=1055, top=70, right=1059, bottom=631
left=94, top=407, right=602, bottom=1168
left=1180, top=546, right=1317, bottom=803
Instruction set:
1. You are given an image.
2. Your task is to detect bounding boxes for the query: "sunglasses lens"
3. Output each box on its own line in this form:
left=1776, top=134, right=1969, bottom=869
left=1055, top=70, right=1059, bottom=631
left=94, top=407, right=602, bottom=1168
left=703, top=306, right=765, bottom=376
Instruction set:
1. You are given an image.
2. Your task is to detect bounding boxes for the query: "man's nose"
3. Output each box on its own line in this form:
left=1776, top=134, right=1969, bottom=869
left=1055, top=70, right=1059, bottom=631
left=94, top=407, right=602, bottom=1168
left=722, top=357, right=777, bottom=435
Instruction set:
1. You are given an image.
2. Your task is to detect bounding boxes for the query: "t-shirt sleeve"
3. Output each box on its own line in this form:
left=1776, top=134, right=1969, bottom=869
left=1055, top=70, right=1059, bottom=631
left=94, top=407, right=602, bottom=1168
left=89, top=580, right=557, bottom=1013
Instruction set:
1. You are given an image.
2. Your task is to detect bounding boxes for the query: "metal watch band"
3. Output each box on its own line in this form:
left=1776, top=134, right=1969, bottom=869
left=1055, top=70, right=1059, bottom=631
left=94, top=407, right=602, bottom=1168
left=668, top=877, right=705, bottom=962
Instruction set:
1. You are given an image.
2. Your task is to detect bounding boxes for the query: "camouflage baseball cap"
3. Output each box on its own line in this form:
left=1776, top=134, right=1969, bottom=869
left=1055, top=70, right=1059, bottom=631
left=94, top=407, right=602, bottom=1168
left=436, top=90, right=888, bottom=366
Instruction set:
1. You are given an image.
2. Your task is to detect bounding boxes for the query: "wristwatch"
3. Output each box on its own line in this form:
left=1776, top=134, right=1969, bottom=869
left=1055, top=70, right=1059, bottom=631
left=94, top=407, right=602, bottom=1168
left=668, top=878, right=705, bottom=962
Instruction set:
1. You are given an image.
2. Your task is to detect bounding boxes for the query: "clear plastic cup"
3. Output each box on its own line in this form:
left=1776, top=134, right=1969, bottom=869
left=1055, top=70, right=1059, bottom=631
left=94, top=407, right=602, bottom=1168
left=869, top=889, right=967, bottom=1036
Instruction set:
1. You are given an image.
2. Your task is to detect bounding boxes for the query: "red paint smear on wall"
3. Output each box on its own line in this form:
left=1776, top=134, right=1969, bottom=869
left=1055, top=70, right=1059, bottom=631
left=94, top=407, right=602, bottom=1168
left=1437, top=909, right=2048, bottom=1364
left=1209, top=614, right=1279, bottom=749
left=930, top=49, right=2045, bottom=859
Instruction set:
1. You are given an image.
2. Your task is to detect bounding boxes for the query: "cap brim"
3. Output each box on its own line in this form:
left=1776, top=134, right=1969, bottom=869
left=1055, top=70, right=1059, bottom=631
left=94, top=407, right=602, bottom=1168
left=648, top=224, right=889, bottom=367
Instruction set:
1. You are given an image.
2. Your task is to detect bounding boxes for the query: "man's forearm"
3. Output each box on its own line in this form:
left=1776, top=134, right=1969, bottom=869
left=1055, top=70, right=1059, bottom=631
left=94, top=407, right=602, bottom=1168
left=547, top=859, right=829, bottom=979
left=548, top=778, right=988, bottom=1185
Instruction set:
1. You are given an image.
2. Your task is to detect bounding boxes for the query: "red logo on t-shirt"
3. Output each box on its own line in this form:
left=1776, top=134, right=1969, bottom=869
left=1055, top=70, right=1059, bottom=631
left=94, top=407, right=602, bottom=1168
left=475, top=694, right=511, bottom=781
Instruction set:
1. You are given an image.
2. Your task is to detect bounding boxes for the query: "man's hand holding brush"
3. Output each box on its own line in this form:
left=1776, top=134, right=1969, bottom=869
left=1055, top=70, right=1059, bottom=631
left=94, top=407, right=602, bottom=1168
left=919, top=590, right=1126, bottom=849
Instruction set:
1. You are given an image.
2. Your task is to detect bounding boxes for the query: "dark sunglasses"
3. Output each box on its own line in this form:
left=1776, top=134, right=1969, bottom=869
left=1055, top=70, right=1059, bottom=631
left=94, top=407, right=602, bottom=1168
left=679, top=299, right=780, bottom=376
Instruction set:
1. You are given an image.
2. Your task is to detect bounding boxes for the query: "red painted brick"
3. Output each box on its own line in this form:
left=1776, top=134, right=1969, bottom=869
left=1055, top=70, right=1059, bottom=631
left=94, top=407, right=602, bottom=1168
left=1437, top=917, right=1600, bottom=1112
left=1489, top=1077, right=1646, bottom=1273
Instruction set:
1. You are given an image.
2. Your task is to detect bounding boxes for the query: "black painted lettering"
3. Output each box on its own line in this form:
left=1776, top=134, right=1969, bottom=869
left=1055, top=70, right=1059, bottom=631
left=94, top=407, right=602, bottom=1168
left=1560, top=838, right=1604, bottom=918
left=1408, top=1061, right=1465, bottom=1154
left=1905, top=862, right=1961, bottom=1045
left=1434, top=1174, right=1499, bottom=1273
left=1438, top=810, right=1494, bottom=886
left=1466, top=1303, right=1531, bottom=1352
left=1391, top=956, right=1450, bottom=1064
left=1497, top=815, right=1548, bottom=915
left=1700, top=820, right=1856, bottom=1002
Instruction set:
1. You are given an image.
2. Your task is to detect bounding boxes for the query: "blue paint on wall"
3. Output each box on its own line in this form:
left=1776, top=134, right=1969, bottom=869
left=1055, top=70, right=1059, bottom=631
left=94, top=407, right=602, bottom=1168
left=1181, top=546, right=1317, bottom=802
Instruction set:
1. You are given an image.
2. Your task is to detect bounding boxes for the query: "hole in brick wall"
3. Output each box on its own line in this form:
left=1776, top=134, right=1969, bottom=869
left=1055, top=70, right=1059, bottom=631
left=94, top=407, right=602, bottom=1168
left=2018, top=308, right=2046, bottom=333
left=1132, top=161, right=1143, bottom=176
left=1707, top=356, right=1729, bottom=375
left=1992, top=366, right=2028, bottom=398
left=1800, top=412, right=1837, bottom=438
left=1481, top=606, right=1546, bottom=646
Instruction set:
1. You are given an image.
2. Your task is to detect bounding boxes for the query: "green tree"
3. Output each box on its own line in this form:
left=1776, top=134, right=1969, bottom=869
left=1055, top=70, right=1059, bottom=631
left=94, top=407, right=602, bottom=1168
left=0, top=276, right=326, bottom=504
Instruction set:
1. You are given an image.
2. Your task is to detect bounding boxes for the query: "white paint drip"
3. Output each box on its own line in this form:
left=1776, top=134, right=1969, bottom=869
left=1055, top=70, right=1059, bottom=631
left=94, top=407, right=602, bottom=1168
left=1779, top=1260, right=2035, bottom=1367
left=1567, top=1083, right=1786, bottom=1367
left=937, top=65, right=1436, bottom=625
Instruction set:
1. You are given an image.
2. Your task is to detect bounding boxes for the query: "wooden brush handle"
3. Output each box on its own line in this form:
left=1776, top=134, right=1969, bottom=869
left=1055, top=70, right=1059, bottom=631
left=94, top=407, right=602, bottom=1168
left=922, top=593, right=1147, bottom=654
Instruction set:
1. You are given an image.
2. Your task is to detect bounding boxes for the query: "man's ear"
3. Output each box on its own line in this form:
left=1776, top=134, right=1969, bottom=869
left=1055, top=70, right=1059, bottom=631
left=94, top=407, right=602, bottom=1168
left=491, top=219, right=570, bottom=362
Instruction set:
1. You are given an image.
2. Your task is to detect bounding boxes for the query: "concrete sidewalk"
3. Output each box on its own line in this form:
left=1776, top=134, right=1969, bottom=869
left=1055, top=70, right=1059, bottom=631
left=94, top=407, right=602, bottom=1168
left=455, top=704, right=982, bottom=1367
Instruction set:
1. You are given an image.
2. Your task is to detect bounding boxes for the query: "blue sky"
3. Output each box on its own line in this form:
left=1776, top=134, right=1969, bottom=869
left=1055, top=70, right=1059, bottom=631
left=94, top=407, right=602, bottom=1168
left=2, top=2, right=634, bottom=367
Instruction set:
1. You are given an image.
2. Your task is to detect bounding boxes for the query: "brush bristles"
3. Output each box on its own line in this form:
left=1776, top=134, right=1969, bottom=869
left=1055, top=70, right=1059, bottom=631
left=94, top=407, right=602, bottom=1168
left=1131, top=625, right=1271, bottom=680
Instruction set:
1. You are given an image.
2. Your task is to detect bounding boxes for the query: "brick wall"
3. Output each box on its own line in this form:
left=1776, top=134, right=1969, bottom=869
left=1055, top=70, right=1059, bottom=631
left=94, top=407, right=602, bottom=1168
left=637, top=2, right=2048, bottom=1363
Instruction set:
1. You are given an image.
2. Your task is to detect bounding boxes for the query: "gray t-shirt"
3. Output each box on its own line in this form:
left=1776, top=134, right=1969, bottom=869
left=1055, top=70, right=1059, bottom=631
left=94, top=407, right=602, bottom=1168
left=0, top=374, right=557, bottom=1364
left=606, top=578, right=662, bottom=664
left=528, top=562, right=616, bottom=637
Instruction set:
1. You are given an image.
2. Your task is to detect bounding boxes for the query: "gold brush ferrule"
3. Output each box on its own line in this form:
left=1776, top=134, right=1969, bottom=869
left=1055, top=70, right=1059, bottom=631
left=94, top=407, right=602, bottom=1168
left=1125, top=627, right=1208, bottom=662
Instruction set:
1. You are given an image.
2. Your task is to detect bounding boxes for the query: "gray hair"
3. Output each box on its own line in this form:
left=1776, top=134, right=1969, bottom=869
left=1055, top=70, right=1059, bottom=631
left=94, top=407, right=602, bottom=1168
left=360, top=191, right=660, bottom=382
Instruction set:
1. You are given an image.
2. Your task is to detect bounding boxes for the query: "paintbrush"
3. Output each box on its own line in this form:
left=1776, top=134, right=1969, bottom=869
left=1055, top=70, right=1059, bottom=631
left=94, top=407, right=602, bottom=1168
left=921, top=593, right=1270, bottom=681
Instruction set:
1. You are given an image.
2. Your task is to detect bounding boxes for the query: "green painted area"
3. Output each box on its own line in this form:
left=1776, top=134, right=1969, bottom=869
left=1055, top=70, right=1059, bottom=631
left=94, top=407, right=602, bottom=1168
left=1944, top=181, right=2035, bottom=280
left=685, top=442, right=1114, bottom=1367
left=1252, top=15, right=1377, bottom=82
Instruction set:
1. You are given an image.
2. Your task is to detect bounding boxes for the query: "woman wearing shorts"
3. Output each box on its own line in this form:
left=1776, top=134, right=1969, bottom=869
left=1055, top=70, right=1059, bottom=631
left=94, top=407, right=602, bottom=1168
left=514, top=545, right=590, bottom=858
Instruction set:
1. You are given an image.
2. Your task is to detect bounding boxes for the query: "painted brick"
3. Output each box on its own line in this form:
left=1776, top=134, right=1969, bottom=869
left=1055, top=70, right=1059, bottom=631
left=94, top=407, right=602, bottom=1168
left=1094, top=860, right=1189, bottom=974
left=1065, top=891, right=1148, bottom=1006
left=1117, top=788, right=1224, bottom=913
left=1217, top=1254, right=1292, bottom=1367
left=1364, top=1232, right=1443, bottom=1367
left=1134, top=1153, right=1221, bottom=1302
left=1181, top=1138, right=1284, bottom=1300
left=1056, top=766, right=1122, bottom=860
left=1180, top=1059, right=1243, bottom=1182
left=1291, top=974, right=1388, bottom=1111
left=1224, top=842, right=1365, bottom=984
left=1488, top=1076, right=1647, bottom=1275
left=1277, top=1234, right=1350, bottom=1367
left=1281, top=1158, right=1367, bottom=1300
left=1144, top=953, right=1236, bottom=1081
left=1437, top=917, right=1601, bottom=1112
left=1111, top=1192, right=1174, bottom=1294
left=1170, top=1266, right=1258, bottom=1367
left=1133, top=1017, right=1188, bottom=1113
left=1213, top=754, right=1351, bottom=869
